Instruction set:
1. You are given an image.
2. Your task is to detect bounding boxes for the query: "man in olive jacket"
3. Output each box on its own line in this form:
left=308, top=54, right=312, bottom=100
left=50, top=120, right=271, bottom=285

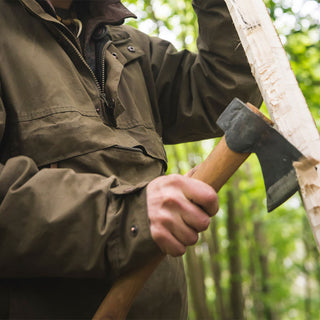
left=0, top=0, right=261, bottom=318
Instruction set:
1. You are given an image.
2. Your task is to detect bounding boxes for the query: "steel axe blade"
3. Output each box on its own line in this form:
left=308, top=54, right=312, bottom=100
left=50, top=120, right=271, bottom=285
left=217, top=98, right=304, bottom=211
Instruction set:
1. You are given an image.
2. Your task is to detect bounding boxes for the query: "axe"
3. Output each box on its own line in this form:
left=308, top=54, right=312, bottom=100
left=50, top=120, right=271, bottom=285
left=93, top=98, right=303, bottom=320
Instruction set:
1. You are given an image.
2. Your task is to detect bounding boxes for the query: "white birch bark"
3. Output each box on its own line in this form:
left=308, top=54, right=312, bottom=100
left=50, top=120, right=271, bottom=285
left=224, top=0, right=320, bottom=250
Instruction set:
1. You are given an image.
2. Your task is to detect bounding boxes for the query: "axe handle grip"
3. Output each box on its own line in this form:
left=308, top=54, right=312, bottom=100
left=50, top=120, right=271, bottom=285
left=191, top=136, right=250, bottom=191
left=92, top=136, right=250, bottom=320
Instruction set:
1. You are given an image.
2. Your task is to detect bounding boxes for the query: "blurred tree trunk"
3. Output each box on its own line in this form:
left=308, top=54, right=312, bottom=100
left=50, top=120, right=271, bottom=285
left=206, top=219, right=227, bottom=320
left=243, top=162, right=274, bottom=319
left=172, top=144, right=182, bottom=174
left=248, top=241, right=264, bottom=319
left=253, top=221, right=276, bottom=320
left=302, top=216, right=312, bottom=319
left=171, top=144, right=213, bottom=319
left=312, top=234, right=320, bottom=302
left=226, top=180, right=244, bottom=320
left=185, top=246, right=214, bottom=320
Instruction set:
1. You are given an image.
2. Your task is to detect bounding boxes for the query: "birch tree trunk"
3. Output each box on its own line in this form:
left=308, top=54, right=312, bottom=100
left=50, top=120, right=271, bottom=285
left=224, top=0, right=320, bottom=251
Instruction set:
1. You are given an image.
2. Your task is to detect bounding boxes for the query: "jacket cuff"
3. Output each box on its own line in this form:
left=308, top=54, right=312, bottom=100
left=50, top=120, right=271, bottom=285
left=106, top=184, right=161, bottom=278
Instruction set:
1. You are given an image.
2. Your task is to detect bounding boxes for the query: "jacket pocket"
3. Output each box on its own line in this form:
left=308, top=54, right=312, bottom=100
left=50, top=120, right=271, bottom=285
left=7, top=108, right=109, bottom=167
left=7, top=106, right=167, bottom=173
left=105, top=27, right=155, bottom=130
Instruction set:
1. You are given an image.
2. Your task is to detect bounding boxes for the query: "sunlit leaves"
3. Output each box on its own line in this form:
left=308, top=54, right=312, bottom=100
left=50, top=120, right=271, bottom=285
left=124, top=0, right=197, bottom=50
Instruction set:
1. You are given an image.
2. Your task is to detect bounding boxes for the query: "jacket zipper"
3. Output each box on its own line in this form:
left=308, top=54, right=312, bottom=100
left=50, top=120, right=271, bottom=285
left=95, top=37, right=110, bottom=93
left=21, top=2, right=116, bottom=123
left=94, top=30, right=116, bottom=125
left=23, top=3, right=106, bottom=98
left=56, top=28, right=102, bottom=93
left=56, top=28, right=116, bottom=124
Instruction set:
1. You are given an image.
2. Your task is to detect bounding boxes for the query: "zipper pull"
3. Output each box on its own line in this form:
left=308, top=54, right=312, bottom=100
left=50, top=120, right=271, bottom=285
left=100, top=93, right=116, bottom=127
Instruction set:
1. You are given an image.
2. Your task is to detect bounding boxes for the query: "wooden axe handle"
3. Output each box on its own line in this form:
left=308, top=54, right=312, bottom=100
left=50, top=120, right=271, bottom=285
left=93, top=136, right=250, bottom=320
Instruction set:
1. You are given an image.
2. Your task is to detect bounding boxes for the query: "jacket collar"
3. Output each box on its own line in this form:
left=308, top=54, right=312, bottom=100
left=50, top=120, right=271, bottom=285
left=34, top=0, right=136, bottom=25
left=23, top=0, right=136, bottom=46
left=81, top=0, right=136, bottom=25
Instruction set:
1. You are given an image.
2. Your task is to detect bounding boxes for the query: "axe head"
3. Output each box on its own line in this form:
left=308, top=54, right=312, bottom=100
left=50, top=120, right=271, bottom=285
left=217, top=98, right=303, bottom=212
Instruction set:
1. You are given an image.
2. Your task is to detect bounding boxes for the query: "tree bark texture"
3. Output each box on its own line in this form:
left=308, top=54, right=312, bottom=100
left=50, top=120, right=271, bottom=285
left=224, top=0, right=320, bottom=252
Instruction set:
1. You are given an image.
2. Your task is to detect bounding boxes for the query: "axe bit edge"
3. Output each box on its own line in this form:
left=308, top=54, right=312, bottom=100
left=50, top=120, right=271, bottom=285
left=217, top=98, right=304, bottom=212
left=266, top=168, right=300, bottom=212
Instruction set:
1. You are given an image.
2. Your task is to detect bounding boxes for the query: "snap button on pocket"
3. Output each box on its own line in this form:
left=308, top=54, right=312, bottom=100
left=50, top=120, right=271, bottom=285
left=130, top=225, right=139, bottom=237
left=127, top=46, right=135, bottom=53
left=112, top=52, right=118, bottom=59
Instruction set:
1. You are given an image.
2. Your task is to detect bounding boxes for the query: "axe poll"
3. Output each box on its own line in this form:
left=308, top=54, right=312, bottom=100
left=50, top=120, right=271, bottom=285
left=93, top=98, right=303, bottom=320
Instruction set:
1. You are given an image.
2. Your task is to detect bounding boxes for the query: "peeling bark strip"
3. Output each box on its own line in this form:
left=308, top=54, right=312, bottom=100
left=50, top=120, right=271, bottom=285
left=224, top=0, right=320, bottom=250
left=294, top=159, right=320, bottom=246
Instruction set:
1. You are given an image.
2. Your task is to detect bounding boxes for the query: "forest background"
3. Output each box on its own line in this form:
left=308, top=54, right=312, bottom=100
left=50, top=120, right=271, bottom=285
left=124, top=0, right=320, bottom=319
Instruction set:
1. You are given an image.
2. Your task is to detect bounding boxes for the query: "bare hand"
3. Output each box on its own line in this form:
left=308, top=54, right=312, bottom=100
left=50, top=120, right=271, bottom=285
left=146, top=174, right=219, bottom=256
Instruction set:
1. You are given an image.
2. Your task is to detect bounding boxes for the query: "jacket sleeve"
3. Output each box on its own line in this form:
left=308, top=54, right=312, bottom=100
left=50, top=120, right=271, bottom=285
left=0, top=94, right=159, bottom=279
left=152, top=0, right=262, bottom=144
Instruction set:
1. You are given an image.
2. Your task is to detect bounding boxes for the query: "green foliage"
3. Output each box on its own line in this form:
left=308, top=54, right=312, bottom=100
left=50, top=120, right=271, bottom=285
left=124, top=0, right=320, bottom=318
left=124, top=0, right=197, bottom=50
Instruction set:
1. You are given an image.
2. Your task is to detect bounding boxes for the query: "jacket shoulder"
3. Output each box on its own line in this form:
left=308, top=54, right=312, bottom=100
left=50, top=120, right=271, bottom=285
left=108, top=24, right=151, bottom=44
left=108, top=24, right=172, bottom=51
left=0, top=0, right=20, bottom=20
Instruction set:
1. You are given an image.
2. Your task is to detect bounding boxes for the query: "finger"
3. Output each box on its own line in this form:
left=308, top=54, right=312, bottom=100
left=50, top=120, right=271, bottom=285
left=150, top=225, right=187, bottom=257
left=162, top=191, right=211, bottom=232
left=177, top=199, right=211, bottom=232
left=180, top=176, right=219, bottom=217
left=170, top=215, right=199, bottom=246
left=152, top=204, right=200, bottom=246
left=164, top=188, right=212, bottom=233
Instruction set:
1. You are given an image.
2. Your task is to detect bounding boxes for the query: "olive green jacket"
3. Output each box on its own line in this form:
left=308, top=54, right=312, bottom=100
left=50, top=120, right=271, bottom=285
left=0, top=0, right=261, bottom=318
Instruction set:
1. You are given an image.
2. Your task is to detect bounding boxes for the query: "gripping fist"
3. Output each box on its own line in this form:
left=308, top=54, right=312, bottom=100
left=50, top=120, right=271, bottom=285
left=147, top=174, right=219, bottom=257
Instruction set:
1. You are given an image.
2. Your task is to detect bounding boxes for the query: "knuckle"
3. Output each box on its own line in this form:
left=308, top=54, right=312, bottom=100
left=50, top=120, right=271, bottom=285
left=167, top=173, right=184, bottom=187
left=150, top=226, right=160, bottom=240
left=162, top=193, right=185, bottom=210
left=150, top=226, right=166, bottom=244
left=206, top=190, right=219, bottom=216
left=198, top=215, right=211, bottom=231
left=207, top=188, right=218, bottom=203
left=163, top=192, right=178, bottom=207
left=157, top=211, right=175, bottom=227
left=172, top=246, right=186, bottom=257
left=188, top=232, right=199, bottom=246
